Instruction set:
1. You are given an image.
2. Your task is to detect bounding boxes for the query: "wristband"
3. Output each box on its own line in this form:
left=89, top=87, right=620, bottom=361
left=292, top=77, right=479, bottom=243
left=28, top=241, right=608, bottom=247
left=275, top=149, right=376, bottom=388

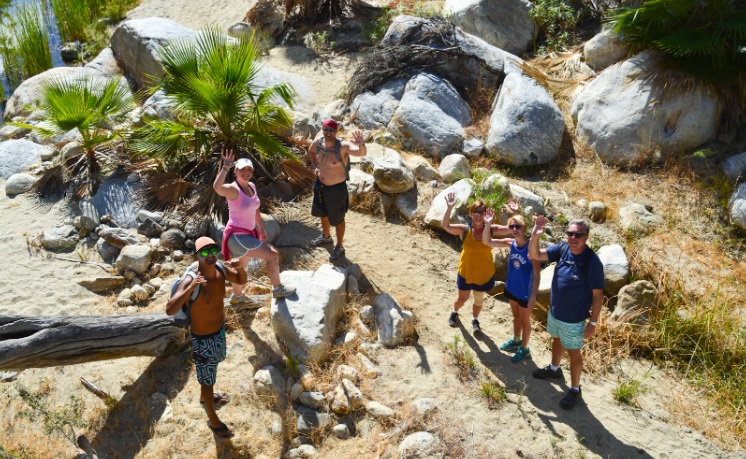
left=222, top=166, right=230, bottom=171
left=589, top=321, right=597, bottom=326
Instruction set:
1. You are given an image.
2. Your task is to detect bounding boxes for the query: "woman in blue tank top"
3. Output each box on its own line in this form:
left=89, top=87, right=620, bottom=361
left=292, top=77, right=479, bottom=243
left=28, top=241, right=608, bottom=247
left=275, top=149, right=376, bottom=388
left=482, top=209, right=541, bottom=362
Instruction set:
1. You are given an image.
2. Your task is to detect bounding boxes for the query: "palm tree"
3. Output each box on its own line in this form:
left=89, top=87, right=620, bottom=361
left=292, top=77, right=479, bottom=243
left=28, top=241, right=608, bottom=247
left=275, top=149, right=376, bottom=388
left=16, top=76, right=135, bottom=199
left=130, top=25, right=309, bottom=218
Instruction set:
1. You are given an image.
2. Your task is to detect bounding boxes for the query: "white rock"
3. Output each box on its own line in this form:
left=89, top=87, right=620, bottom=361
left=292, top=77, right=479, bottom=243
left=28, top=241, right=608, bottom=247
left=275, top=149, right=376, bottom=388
left=366, top=401, right=395, bottom=419
left=5, top=173, right=35, bottom=195
left=597, top=244, right=629, bottom=296
left=439, top=154, right=470, bottom=184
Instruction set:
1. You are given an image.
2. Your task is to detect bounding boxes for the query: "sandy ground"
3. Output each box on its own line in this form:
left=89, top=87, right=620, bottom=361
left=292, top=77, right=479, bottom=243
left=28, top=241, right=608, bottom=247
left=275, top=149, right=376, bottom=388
left=0, top=1, right=745, bottom=458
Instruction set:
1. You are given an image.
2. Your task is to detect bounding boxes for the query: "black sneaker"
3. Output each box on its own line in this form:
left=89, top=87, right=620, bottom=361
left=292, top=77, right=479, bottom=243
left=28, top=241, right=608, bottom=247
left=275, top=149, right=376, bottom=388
left=560, top=387, right=582, bottom=409
left=471, top=318, right=481, bottom=333
left=329, top=245, right=345, bottom=261
left=448, top=311, right=459, bottom=327
left=532, top=364, right=563, bottom=380
left=310, top=235, right=333, bottom=247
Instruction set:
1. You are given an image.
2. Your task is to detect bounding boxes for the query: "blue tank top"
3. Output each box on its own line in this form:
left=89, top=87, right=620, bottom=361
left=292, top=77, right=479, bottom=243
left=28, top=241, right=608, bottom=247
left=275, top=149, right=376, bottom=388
left=505, top=239, right=534, bottom=301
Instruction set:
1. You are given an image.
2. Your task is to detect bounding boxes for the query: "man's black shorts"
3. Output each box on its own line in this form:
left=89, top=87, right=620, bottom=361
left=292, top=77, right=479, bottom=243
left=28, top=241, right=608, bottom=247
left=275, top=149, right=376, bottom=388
left=311, top=179, right=349, bottom=226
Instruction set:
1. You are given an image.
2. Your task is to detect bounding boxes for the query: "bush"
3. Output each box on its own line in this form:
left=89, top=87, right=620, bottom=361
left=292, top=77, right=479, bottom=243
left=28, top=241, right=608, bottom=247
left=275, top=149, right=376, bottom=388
left=530, top=0, right=582, bottom=54
left=0, top=2, right=52, bottom=90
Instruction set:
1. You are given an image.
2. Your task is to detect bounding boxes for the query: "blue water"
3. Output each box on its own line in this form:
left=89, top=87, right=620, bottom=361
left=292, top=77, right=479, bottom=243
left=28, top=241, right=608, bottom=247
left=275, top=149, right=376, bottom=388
left=0, top=0, right=64, bottom=114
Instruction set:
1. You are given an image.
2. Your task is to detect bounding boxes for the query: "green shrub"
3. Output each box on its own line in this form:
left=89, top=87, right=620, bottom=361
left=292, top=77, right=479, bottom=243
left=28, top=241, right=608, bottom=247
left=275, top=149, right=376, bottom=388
left=362, top=7, right=393, bottom=44
left=530, top=0, right=582, bottom=54
left=0, top=2, right=52, bottom=89
left=613, top=378, right=645, bottom=406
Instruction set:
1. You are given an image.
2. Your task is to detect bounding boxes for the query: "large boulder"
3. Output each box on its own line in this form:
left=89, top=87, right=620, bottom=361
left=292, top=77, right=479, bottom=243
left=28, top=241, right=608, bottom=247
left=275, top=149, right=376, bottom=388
left=372, top=150, right=415, bottom=193
left=405, top=155, right=439, bottom=182
left=111, top=17, right=196, bottom=91
left=373, top=293, right=416, bottom=347
left=114, top=244, right=152, bottom=274
left=443, top=0, right=535, bottom=55
left=611, top=280, right=657, bottom=325
left=486, top=72, right=564, bottom=165
left=439, top=154, right=470, bottom=183
left=619, top=203, right=664, bottom=235
left=83, top=47, right=126, bottom=78
left=380, top=16, right=523, bottom=93
left=583, top=29, right=629, bottom=71
left=571, top=51, right=720, bottom=165
left=90, top=172, right=142, bottom=228
left=509, top=184, right=545, bottom=215
left=347, top=168, right=376, bottom=208
left=254, top=65, right=314, bottom=110
left=723, top=152, right=746, bottom=182
left=388, top=73, right=471, bottom=157
left=0, top=140, right=51, bottom=178
left=349, top=79, right=407, bottom=130
left=424, top=179, right=475, bottom=229
left=729, top=182, right=746, bottom=234
left=4, top=67, right=129, bottom=119
left=271, top=264, right=346, bottom=364
left=596, top=244, right=629, bottom=296
left=141, top=89, right=176, bottom=121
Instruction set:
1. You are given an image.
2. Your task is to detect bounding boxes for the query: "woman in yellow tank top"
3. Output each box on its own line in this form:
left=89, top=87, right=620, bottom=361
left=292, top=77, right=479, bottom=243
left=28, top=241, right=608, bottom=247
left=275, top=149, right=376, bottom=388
left=441, top=192, right=511, bottom=333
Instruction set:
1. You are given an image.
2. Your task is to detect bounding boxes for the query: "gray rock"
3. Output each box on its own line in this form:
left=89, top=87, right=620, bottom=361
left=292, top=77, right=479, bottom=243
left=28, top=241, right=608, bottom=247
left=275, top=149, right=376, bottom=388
left=405, top=155, right=439, bottom=182
left=111, top=18, right=197, bottom=91
left=0, top=140, right=51, bottom=178
left=509, top=184, right=545, bottom=215
left=347, top=168, right=376, bottom=208
left=299, top=391, right=327, bottom=410
left=141, top=89, right=176, bottom=121
left=619, top=203, right=664, bottom=235
left=729, top=182, right=746, bottom=234
left=41, top=225, right=79, bottom=251
left=412, top=398, right=437, bottom=417
left=296, top=406, right=330, bottom=435
left=399, top=431, right=441, bottom=457
left=137, top=209, right=164, bottom=223
left=0, top=124, right=30, bottom=140
left=78, top=276, right=126, bottom=293
left=332, top=423, right=350, bottom=440
left=60, top=141, right=82, bottom=159
left=723, top=152, right=746, bottom=182
left=571, top=50, right=720, bottom=165
left=424, top=179, right=475, bottom=229
left=346, top=275, right=360, bottom=295
left=597, top=244, right=629, bottom=296
left=99, top=227, right=139, bottom=247
left=131, top=284, right=149, bottom=301
left=96, top=238, right=121, bottom=262
left=486, top=72, right=564, bottom=165
left=0, top=371, right=18, bottom=382
left=350, top=79, right=407, bottom=130
left=261, top=213, right=281, bottom=244
left=444, top=0, right=535, bottom=55
left=388, top=73, right=470, bottom=157
left=584, top=29, right=629, bottom=71
left=395, top=187, right=419, bottom=221
left=254, top=365, right=287, bottom=406
left=588, top=201, right=608, bottom=223
left=271, top=265, right=346, bottom=364
left=331, top=384, right=350, bottom=414
left=5, top=173, right=35, bottom=195
left=60, top=42, right=81, bottom=62
left=83, top=47, right=125, bottom=79
left=461, top=138, right=484, bottom=158
left=439, top=154, right=470, bottom=183
left=90, top=174, right=141, bottom=228
left=184, top=219, right=209, bottom=239
left=341, top=378, right=364, bottom=409
left=373, top=293, right=416, bottom=347
left=138, top=218, right=164, bottom=238
left=160, top=228, right=186, bottom=249
left=611, top=280, right=657, bottom=325
left=360, top=305, right=374, bottom=323
left=227, top=22, right=251, bottom=39
left=372, top=150, right=415, bottom=193
left=78, top=199, right=100, bottom=232
left=358, top=353, right=382, bottom=378
left=365, top=400, right=395, bottom=419
left=114, top=244, right=152, bottom=274
left=285, top=444, right=317, bottom=459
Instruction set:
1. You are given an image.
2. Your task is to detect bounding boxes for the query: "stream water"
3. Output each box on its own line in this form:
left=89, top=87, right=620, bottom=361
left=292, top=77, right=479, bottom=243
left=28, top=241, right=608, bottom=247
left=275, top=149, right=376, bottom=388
left=0, top=0, right=64, bottom=115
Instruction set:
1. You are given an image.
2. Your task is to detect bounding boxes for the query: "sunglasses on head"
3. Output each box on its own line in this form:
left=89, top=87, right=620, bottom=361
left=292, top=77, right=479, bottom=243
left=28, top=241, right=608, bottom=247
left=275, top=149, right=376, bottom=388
left=566, top=231, right=587, bottom=239
left=198, top=246, right=220, bottom=257
left=509, top=224, right=523, bottom=230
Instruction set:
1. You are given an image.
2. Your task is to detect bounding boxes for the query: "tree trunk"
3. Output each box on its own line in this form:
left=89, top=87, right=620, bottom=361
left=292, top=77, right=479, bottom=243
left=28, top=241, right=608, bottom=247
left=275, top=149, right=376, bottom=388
left=0, top=313, right=188, bottom=371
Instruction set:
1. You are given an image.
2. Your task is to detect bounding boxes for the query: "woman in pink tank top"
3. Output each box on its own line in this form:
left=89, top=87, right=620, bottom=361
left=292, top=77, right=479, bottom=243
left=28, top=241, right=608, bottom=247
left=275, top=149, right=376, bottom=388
left=213, top=148, right=296, bottom=301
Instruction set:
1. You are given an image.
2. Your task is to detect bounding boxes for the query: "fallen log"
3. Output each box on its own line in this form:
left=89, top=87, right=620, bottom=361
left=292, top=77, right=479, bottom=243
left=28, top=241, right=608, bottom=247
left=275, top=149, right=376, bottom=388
left=0, top=313, right=188, bottom=371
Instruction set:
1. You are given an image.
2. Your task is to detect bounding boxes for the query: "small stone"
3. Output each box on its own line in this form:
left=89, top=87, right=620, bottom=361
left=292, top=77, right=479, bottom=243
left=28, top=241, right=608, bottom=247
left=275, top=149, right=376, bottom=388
left=127, top=173, right=140, bottom=183
left=331, top=385, right=350, bottom=414
left=172, top=250, right=184, bottom=261
left=290, top=383, right=304, bottom=401
left=365, top=401, right=394, bottom=419
left=333, top=423, right=350, bottom=439
left=336, top=365, right=358, bottom=382
left=341, top=379, right=364, bottom=410
left=412, top=398, right=436, bottom=417
left=358, top=353, right=382, bottom=378
left=299, top=391, right=327, bottom=410
left=360, top=305, right=374, bottom=323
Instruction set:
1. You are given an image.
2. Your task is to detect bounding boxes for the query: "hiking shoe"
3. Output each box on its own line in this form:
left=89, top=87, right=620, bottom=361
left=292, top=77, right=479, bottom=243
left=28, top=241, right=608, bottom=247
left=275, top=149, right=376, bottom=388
left=230, top=293, right=251, bottom=305
left=499, top=338, right=522, bottom=351
left=560, top=387, right=582, bottom=409
left=310, top=235, right=333, bottom=246
left=532, top=364, right=563, bottom=380
left=329, top=245, right=345, bottom=261
left=471, top=318, right=481, bottom=333
left=272, top=284, right=296, bottom=299
left=511, top=347, right=531, bottom=363
left=448, top=311, right=459, bottom=327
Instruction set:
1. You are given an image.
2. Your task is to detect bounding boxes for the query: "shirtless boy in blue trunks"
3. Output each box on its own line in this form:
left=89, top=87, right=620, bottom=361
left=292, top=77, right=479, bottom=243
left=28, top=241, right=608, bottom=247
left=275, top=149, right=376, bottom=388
left=166, top=237, right=247, bottom=438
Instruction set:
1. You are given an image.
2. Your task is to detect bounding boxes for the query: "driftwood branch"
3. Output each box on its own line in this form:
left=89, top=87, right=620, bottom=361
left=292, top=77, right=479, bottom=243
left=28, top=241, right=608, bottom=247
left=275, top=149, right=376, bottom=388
left=0, top=313, right=188, bottom=371
left=80, top=376, right=112, bottom=401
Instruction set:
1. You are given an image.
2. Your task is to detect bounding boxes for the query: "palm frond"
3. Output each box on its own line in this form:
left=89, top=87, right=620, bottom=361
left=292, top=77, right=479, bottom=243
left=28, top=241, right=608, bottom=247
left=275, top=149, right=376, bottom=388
left=137, top=171, right=192, bottom=211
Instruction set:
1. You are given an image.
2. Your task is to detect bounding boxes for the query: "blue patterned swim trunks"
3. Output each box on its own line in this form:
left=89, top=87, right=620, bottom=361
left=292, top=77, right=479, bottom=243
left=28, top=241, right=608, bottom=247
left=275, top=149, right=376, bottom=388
left=191, top=326, right=226, bottom=386
left=547, top=312, right=585, bottom=350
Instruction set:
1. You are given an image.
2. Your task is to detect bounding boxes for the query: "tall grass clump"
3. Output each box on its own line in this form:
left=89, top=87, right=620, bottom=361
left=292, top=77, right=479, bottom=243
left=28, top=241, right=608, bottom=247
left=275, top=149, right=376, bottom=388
left=0, top=2, right=52, bottom=89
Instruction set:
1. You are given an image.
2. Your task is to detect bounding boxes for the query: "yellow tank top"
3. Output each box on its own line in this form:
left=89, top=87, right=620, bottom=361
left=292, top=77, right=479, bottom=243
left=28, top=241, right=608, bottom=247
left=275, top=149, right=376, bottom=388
left=458, top=227, right=495, bottom=285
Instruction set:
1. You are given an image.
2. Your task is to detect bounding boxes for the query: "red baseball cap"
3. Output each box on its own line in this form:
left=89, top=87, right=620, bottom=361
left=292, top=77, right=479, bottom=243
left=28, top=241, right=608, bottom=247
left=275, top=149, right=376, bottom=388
left=322, top=119, right=338, bottom=129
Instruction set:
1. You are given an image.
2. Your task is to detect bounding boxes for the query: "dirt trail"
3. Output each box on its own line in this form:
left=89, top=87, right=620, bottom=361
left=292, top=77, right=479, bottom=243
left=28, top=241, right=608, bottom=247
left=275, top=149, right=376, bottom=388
left=317, top=205, right=740, bottom=458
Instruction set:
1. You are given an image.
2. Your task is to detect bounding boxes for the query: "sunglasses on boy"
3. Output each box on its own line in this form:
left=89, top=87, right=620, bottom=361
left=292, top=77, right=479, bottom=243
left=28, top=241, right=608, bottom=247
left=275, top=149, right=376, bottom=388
left=198, top=246, right=220, bottom=257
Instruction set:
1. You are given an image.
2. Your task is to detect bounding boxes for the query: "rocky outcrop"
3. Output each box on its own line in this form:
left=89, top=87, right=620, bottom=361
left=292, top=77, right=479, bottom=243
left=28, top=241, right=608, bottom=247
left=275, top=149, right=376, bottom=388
left=444, top=0, right=535, bottom=55
left=572, top=51, right=720, bottom=165
left=350, top=79, right=407, bottom=130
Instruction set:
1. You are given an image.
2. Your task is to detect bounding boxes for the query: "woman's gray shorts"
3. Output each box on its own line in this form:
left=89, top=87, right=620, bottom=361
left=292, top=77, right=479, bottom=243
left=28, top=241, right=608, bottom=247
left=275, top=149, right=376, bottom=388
left=228, top=233, right=262, bottom=257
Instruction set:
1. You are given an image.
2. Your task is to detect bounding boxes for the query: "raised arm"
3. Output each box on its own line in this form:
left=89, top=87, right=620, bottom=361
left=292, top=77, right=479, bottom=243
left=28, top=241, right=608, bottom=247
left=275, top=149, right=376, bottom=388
left=528, top=215, right=549, bottom=262
left=441, top=192, right=467, bottom=236
left=223, top=258, right=248, bottom=285
left=213, top=147, right=239, bottom=199
left=481, top=208, right=512, bottom=248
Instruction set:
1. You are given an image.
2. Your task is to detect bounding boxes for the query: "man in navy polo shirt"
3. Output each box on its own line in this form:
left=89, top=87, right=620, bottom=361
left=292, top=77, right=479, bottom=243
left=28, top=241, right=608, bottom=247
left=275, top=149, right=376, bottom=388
left=528, top=215, right=604, bottom=409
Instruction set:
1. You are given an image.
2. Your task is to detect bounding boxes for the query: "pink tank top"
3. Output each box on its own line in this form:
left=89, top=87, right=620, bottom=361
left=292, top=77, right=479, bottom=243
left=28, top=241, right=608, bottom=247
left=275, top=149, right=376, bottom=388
left=227, top=182, right=260, bottom=229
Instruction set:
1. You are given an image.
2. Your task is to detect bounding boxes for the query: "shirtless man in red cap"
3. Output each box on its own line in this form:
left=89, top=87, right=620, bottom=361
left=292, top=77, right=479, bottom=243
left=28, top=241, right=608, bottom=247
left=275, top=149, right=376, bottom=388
left=308, top=119, right=367, bottom=261
left=166, top=236, right=246, bottom=438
